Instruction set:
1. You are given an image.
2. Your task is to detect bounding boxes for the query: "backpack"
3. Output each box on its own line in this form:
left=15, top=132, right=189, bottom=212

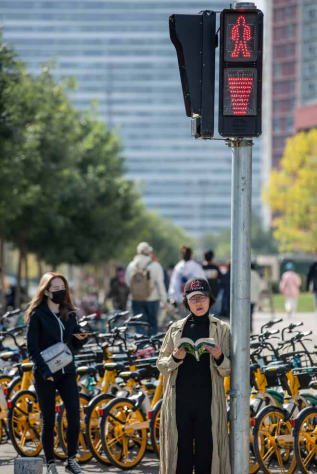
left=130, top=262, right=152, bottom=301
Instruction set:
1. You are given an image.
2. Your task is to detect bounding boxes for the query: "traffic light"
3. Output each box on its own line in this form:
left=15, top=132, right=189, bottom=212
left=218, top=9, right=263, bottom=137
left=169, top=11, right=217, bottom=139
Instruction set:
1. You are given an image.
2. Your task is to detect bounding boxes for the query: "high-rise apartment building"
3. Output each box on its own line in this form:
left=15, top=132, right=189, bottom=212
left=271, top=0, right=299, bottom=169
left=0, top=0, right=263, bottom=238
left=295, top=0, right=317, bottom=131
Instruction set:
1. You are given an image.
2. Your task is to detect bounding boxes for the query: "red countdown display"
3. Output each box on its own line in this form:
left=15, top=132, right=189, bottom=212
left=224, top=12, right=258, bottom=62
left=223, top=69, right=257, bottom=116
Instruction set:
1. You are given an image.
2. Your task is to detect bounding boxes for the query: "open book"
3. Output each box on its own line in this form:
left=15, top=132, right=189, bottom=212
left=177, top=337, right=216, bottom=362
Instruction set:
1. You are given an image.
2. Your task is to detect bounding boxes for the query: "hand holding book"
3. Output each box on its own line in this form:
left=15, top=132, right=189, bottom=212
left=173, top=347, right=187, bottom=360
left=176, top=337, right=219, bottom=362
left=203, top=343, right=222, bottom=360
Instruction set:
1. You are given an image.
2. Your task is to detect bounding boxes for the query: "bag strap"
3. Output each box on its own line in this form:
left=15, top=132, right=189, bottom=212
left=49, top=307, right=65, bottom=342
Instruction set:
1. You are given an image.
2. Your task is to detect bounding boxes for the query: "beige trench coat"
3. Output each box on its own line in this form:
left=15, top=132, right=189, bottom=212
left=156, top=314, right=231, bottom=474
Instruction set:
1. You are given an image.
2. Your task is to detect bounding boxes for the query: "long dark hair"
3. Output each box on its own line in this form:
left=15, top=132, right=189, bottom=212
left=25, top=272, right=75, bottom=323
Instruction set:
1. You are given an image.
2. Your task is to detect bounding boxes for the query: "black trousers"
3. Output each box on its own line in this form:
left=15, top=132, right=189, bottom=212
left=176, top=395, right=213, bottom=474
left=34, top=371, right=80, bottom=463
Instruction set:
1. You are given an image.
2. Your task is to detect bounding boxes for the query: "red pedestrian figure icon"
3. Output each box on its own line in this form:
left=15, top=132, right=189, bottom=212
left=231, top=15, right=251, bottom=58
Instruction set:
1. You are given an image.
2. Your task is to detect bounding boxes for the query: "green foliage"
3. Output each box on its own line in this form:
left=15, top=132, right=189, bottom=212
left=0, top=36, right=193, bottom=270
left=120, top=211, right=194, bottom=268
left=197, top=214, right=278, bottom=260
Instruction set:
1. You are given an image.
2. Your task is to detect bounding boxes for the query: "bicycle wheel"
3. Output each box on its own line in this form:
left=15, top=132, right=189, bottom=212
left=294, top=407, right=317, bottom=474
left=85, top=392, right=114, bottom=465
left=149, top=399, right=161, bottom=459
left=253, top=406, right=296, bottom=474
left=100, top=397, right=147, bottom=470
left=57, top=393, right=92, bottom=464
left=301, top=393, right=317, bottom=408
left=8, top=389, right=42, bottom=457
left=0, top=375, right=13, bottom=392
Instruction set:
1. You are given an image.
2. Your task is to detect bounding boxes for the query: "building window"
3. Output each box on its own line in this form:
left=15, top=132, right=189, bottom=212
left=285, top=117, right=293, bottom=131
left=286, top=24, right=295, bottom=39
left=273, top=118, right=280, bottom=131
left=274, top=8, right=285, bottom=23
left=274, top=64, right=282, bottom=77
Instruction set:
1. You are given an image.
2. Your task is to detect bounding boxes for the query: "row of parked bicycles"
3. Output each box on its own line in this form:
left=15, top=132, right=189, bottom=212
left=0, top=308, right=317, bottom=473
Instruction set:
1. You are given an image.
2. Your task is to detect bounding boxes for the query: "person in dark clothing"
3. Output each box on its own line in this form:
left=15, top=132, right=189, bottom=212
left=107, top=267, right=129, bottom=311
left=219, top=262, right=231, bottom=318
left=307, top=262, right=317, bottom=313
left=203, top=250, right=223, bottom=316
left=172, top=278, right=225, bottom=474
left=203, top=250, right=223, bottom=298
left=25, top=272, right=88, bottom=474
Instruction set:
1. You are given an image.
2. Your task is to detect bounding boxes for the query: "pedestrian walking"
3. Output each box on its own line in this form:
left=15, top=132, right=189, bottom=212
left=157, top=277, right=231, bottom=474
left=106, top=267, right=129, bottom=311
left=25, top=272, right=88, bottom=474
left=125, top=242, right=167, bottom=334
left=168, top=246, right=206, bottom=318
left=203, top=250, right=223, bottom=315
left=250, top=263, right=262, bottom=333
left=279, top=262, right=302, bottom=317
left=306, top=261, right=317, bottom=313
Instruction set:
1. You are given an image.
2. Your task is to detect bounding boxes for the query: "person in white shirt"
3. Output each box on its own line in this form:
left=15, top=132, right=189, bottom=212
left=168, top=246, right=206, bottom=318
left=125, top=242, right=167, bottom=334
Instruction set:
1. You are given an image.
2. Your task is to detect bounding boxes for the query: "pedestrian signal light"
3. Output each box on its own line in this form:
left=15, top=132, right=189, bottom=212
left=219, top=9, right=263, bottom=137
left=169, top=11, right=217, bottom=139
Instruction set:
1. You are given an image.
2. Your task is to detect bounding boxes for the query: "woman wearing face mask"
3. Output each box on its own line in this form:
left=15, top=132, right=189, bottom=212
left=157, top=277, right=231, bottom=474
left=25, top=272, right=88, bottom=474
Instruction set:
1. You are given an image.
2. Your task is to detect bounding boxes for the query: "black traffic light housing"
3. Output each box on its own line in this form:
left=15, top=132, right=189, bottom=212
left=218, top=9, right=263, bottom=138
left=169, top=11, right=217, bottom=139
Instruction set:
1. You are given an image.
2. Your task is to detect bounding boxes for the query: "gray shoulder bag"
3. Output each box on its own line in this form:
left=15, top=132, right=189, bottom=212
left=40, top=310, right=73, bottom=374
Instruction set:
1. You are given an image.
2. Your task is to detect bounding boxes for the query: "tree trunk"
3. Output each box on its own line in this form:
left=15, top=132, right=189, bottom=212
left=37, top=256, right=43, bottom=281
left=0, top=236, right=6, bottom=314
left=24, top=251, right=29, bottom=300
left=15, top=242, right=23, bottom=309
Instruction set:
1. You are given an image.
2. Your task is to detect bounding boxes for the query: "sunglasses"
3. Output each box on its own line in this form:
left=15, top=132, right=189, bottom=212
left=189, top=296, right=207, bottom=304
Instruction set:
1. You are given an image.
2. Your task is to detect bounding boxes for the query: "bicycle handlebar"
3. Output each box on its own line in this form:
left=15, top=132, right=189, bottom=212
left=260, top=318, right=282, bottom=333
left=1, top=308, right=21, bottom=320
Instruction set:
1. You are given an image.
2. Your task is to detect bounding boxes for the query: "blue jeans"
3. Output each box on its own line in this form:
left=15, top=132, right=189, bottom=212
left=131, top=300, right=160, bottom=335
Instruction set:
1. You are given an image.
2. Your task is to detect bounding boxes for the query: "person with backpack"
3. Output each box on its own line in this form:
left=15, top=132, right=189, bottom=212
left=125, top=242, right=167, bottom=334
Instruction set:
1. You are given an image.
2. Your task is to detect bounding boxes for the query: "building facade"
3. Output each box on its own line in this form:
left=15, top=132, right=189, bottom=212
left=0, top=0, right=263, bottom=238
left=271, top=0, right=299, bottom=169
left=295, top=0, right=317, bottom=131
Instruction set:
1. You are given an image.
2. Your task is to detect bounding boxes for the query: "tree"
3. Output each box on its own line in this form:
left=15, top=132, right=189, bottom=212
left=263, top=130, right=317, bottom=253
left=120, top=210, right=194, bottom=268
left=197, top=213, right=278, bottom=261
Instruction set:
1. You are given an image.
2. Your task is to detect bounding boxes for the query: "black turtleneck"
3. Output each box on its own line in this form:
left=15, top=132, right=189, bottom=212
left=176, top=311, right=212, bottom=397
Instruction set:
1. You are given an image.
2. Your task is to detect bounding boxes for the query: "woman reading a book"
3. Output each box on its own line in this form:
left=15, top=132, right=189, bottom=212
left=157, top=277, right=231, bottom=474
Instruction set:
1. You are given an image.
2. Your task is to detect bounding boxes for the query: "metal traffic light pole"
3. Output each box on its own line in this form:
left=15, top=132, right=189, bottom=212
left=228, top=137, right=252, bottom=474
left=227, top=4, right=259, bottom=473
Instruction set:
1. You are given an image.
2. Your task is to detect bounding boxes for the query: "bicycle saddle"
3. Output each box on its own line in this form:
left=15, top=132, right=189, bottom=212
left=0, top=351, right=20, bottom=362
left=21, top=362, right=33, bottom=372
left=76, top=366, right=97, bottom=376
left=104, top=362, right=125, bottom=372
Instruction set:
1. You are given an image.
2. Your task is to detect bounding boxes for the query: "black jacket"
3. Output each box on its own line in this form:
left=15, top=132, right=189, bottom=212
left=27, top=303, right=87, bottom=380
left=307, top=262, right=317, bottom=293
